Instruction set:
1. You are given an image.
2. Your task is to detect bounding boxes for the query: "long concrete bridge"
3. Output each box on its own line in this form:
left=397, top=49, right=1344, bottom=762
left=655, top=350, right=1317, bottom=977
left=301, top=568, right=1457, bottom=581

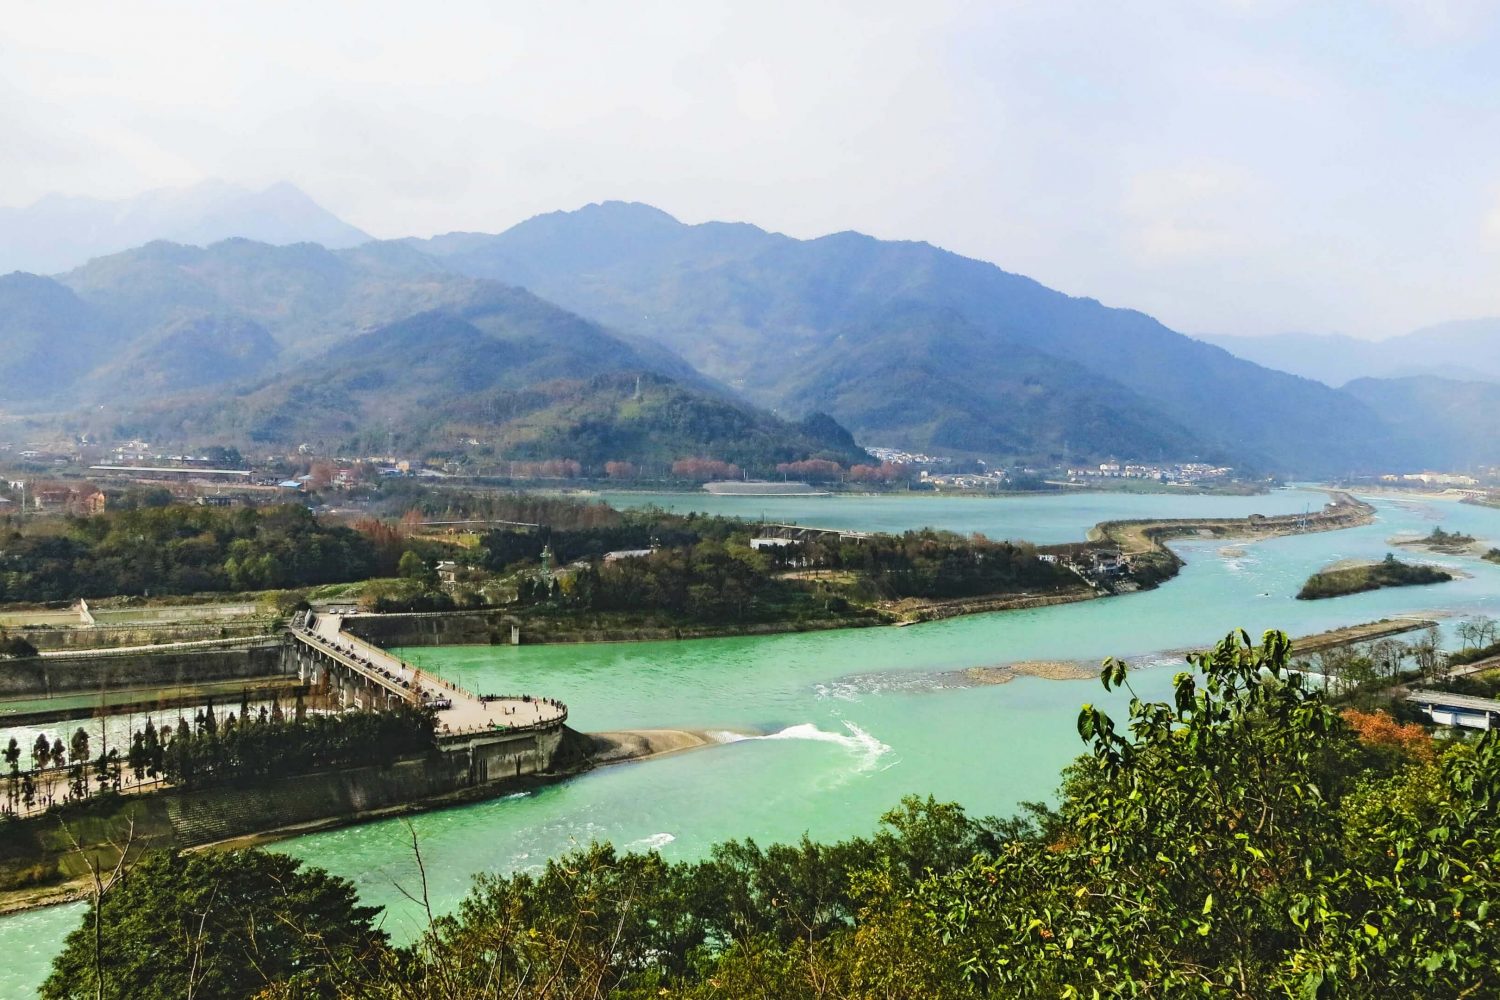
left=286, top=610, right=567, bottom=742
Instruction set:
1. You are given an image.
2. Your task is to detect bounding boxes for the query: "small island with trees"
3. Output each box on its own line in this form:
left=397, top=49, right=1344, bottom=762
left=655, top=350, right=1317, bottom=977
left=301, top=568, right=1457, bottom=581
left=1297, top=553, right=1453, bottom=601
left=1396, top=525, right=1479, bottom=554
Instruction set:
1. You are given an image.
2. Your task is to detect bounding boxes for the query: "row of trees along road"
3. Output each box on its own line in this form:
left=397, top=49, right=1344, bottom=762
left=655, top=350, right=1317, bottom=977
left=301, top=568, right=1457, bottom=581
left=2, top=703, right=436, bottom=818
left=36, top=630, right=1500, bottom=999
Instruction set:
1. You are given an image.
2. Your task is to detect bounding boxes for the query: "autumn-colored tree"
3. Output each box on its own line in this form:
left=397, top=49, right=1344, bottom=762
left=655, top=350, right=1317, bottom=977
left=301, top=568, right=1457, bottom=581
left=506, top=459, right=584, bottom=479
left=353, top=518, right=405, bottom=574
left=604, top=461, right=638, bottom=480
left=1341, top=707, right=1435, bottom=762
left=306, top=461, right=338, bottom=490
left=670, top=457, right=741, bottom=482
left=775, top=459, right=843, bottom=481
left=848, top=461, right=910, bottom=483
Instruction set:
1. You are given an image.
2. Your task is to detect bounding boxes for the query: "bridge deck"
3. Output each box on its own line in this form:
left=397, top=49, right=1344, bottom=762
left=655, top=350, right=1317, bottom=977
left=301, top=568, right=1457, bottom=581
left=294, top=613, right=566, bottom=738
left=1406, top=689, right=1500, bottom=714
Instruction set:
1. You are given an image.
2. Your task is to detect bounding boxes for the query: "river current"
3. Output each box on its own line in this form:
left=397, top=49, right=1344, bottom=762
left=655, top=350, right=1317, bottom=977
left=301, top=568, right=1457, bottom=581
left=4, top=488, right=1498, bottom=995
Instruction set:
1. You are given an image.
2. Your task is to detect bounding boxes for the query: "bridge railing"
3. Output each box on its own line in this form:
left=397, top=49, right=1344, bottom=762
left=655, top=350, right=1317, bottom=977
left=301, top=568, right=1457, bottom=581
left=289, top=628, right=415, bottom=703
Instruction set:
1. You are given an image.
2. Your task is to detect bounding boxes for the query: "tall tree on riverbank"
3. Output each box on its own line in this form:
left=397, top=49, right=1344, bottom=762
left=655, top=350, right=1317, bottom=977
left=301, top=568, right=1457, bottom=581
left=3, top=736, right=19, bottom=812
left=41, top=851, right=386, bottom=1000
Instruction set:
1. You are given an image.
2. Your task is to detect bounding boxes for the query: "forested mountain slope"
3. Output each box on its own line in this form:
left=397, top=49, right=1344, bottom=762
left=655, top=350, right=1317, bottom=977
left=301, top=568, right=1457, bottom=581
left=1204, top=319, right=1500, bottom=387
left=1341, top=375, right=1500, bottom=468
left=409, top=202, right=1403, bottom=472
left=0, top=180, right=370, bottom=275
left=107, top=297, right=867, bottom=470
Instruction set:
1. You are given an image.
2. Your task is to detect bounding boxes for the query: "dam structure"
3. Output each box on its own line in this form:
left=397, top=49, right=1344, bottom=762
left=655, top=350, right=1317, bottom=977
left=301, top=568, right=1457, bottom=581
left=286, top=609, right=570, bottom=780
left=0, top=609, right=583, bottom=891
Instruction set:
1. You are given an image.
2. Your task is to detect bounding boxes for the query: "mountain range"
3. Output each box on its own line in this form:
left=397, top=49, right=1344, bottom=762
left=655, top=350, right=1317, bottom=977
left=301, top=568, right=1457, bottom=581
left=1, top=188, right=1496, bottom=474
left=0, top=237, right=866, bottom=472
left=0, top=181, right=370, bottom=275
left=1200, top=320, right=1500, bottom=388
left=400, top=202, right=1413, bottom=472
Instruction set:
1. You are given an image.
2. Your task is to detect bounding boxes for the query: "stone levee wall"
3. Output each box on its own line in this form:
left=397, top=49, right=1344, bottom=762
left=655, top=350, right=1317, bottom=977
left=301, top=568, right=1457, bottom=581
left=13, top=620, right=275, bottom=651
left=0, top=642, right=285, bottom=697
left=0, top=725, right=583, bottom=897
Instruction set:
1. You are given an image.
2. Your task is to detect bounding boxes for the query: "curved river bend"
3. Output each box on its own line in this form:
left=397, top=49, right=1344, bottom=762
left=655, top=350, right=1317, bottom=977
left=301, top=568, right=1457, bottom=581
left=5, top=489, right=1498, bottom=994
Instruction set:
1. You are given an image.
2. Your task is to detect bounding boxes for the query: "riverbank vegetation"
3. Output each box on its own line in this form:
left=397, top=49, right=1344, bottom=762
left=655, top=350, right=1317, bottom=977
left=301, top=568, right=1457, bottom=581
left=1297, top=553, right=1453, bottom=600
left=0, top=504, right=376, bottom=602
left=5, top=705, right=436, bottom=817
left=35, top=631, right=1500, bottom=998
left=367, top=494, right=1080, bottom=625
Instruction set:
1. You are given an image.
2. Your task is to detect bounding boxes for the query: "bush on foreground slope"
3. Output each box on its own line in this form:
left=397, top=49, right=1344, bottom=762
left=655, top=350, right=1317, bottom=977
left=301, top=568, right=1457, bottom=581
left=42, top=631, right=1500, bottom=999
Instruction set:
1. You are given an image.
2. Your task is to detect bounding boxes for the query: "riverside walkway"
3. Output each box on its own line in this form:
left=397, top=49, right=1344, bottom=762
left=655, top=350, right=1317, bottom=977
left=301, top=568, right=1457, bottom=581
left=291, top=611, right=566, bottom=738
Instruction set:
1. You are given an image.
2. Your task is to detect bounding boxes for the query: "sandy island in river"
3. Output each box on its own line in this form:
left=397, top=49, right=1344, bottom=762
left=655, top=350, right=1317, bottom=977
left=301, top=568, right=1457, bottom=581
left=960, top=660, right=1095, bottom=685
left=585, top=728, right=728, bottom=765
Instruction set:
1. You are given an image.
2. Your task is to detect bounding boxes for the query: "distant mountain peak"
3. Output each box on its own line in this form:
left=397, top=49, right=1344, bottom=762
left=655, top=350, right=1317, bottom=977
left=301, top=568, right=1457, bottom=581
left=569, top=200, right=681, bottom=222
left=0, top=180, right=370, bottom=275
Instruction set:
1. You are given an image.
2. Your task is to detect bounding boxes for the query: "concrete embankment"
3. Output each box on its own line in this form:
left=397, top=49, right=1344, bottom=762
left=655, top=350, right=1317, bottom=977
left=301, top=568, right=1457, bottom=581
left=0, top=720, right=591, bottom=911
left=0, top=640, right=286, bottom=699
left=9, top=619, right=276, bottom=652
left=340, top=608, right=880, bottom=648
left=582, top=728, right=722, bottom=764
left=883, top=588, right=1100, bottom=625
left=1291, top=618, right=1439, bottom=655
left=1089, top=492, right=1375, bottom=554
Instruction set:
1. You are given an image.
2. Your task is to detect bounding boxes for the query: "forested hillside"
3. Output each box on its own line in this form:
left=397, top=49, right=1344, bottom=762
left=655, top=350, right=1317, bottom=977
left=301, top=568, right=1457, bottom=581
left=1341, top=375, right=1500, bottom=467
left=0, top=237, right=867, bottom=471
left=107, top=299, right=867, bottom=470
left=409, top=202, right=1408, bottom=472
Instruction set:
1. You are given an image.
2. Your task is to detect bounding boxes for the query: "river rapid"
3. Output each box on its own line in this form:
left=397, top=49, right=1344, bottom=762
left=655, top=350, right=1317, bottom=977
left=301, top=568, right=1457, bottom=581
left=4, top=488, right=1498, bottom=995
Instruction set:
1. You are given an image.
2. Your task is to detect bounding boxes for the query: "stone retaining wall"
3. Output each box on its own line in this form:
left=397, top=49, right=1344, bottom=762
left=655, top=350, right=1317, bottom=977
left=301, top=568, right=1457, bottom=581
left=0, top=643, right=285, bottom=697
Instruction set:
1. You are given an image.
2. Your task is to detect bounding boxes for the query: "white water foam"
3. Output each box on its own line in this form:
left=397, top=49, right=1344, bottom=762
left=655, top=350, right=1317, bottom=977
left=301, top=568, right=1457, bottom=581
left=627, top=832, right=677, bottom=851
left=816, top=671, right=951, bottom=699
left=711, top=721, right=893, bottom=772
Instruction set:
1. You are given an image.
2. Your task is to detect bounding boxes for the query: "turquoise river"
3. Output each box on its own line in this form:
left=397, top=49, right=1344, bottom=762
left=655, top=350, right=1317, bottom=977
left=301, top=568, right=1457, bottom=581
left=4, top=488, right=1499, bottom=995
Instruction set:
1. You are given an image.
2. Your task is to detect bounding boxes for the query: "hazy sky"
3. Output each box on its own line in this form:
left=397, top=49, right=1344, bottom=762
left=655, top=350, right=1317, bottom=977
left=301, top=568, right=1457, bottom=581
left=5, top=0, right=1500, bottom=338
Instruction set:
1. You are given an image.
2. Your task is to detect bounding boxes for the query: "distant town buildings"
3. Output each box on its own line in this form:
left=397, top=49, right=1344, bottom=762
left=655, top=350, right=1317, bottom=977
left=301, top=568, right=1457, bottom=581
left=867, top=447, right=949, bottom=466
left=1065, top=462, right=1234, bottom=485
left=32, top=485, right=106, bottom=515
left=1382, top=472, right=1480, bottom=487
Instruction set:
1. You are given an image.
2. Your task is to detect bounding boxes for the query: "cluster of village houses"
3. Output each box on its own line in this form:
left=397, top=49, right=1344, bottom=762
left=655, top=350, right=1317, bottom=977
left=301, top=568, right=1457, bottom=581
left=1063, top=461, right=1235, bottom=483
